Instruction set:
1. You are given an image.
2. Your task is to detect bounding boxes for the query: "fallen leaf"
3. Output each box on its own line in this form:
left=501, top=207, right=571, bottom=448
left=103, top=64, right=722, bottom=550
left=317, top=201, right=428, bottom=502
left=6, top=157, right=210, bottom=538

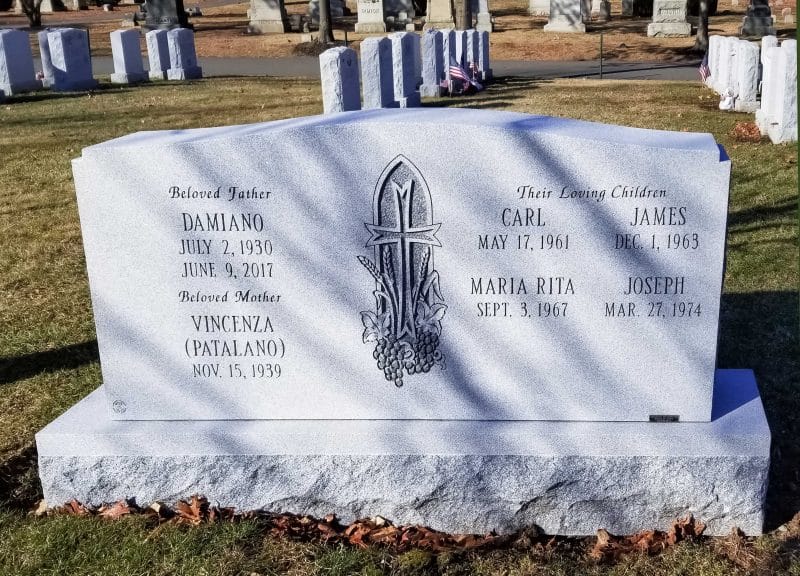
left=98, top=500, right=132, bottom=519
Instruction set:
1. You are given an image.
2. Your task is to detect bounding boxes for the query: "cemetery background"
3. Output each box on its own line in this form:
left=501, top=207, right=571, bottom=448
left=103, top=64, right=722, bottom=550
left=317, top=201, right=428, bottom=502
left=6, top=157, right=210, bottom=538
left=0, top=0, right=795, bottom=61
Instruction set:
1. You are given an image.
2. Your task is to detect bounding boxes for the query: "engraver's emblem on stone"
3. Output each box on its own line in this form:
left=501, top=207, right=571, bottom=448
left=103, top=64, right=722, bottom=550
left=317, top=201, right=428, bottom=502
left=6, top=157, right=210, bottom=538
left=358, top=156, right=447, bottom=388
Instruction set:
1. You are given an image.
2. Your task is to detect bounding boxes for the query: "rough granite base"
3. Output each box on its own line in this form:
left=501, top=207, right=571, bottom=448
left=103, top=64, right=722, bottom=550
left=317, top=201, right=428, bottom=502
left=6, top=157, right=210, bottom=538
left=111, top=71, right=149, bottom=84
left=149, top=70, right=168, bottom=81
left=247, top=19, right=289, bottom=33
left=167, top=66, right=203, bottom=80
left=544, top=20, right=586, bottom=32
left=355, top=22, right=388, bottom=32
left=36, top=369, right=769, bottom=536
left=647, top=22, right=691, bottom=36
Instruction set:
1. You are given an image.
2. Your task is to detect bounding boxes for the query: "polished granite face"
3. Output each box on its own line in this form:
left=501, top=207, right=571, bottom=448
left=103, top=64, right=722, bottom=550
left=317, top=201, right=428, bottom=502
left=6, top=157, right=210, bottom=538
left=71, top=108, right=730, bottom=421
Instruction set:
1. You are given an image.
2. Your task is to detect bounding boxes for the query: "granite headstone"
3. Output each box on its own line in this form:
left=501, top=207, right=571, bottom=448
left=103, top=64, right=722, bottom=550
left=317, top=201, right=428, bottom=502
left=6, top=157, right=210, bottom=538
left=38, top=109, right=770, bottom=536
left=0, top=29, right=41, bottom=95
left=48, top=28, right=98, bottom=92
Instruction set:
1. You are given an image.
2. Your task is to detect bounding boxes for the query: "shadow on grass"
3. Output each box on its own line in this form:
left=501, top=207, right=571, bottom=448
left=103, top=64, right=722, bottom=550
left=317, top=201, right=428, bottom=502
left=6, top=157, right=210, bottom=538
left=0, top=340, right=98, bottom=386
left=0, top=443, right=40, bottom=511
left=718, top=291, right=800, bottom=531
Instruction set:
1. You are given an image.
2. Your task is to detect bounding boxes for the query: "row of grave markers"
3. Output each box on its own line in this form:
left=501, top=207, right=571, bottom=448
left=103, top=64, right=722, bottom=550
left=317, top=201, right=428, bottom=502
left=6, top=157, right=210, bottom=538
left=0, top=28, right=202, bottom=100
left=704, top=34, right=797, bottom=144
left=319, top=29, right=491, bottom=114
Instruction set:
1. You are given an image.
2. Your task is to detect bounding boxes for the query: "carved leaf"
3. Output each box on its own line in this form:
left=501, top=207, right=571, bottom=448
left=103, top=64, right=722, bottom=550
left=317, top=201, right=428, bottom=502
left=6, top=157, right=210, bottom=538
left=361, top=311, right=380, bottom=343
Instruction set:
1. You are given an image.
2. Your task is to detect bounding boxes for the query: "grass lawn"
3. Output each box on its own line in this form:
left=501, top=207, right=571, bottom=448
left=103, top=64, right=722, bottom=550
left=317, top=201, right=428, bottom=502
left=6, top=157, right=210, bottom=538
left=0, top=76, right=797, bottom=575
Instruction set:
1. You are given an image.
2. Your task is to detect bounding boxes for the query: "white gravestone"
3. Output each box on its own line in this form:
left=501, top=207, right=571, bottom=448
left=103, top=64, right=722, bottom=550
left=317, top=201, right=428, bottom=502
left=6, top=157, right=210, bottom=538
left=38, top=109, right=769, bottom=536
left=48, top=28, right=98, bottom=92
left=647, top=0, right=691, bottom=37
left=529, top=0, right=550, bottom=15
left=247, top=0, right=289, bottom=33
left=544, top=0, right=586, bottom=32
left=472, top=0, right=493, bottom=32
left=360, top=37, right=395, bottom=109
left=410, top=32, right=422, bottom=88
left=706, top=35, right=721, bottom=89
left=590, top=0, right=611, bottom=20
left=420, top=30, right=444, bottom=97
left=110, top=29, right=148, bottom=85
left=390, top=32, right=421, bottom=107
left=424, top=0, right=455, bottom=28
left=441, top=29, right=457, bottom=84
left=756, top=44, right=778, bottom=135
left=733, top=40, right=759, bottom=113
left=714, top=37, right=736, bottom=95
left=37, top=29, right=57, bottom=88
left=355, top=0, right=386, bottom=33
left=167, top=29, right=202, bottom=81
left=319, top=46, right=361, bottom=114
left=765, top=40, right=797, bottom=144
left=465, top=29, right=479, bottom=77
left=146, top=30, right=170, bottom=81
left=453, top=29, right=467, bottom=67
left=0, top=30, right=41, bottom=95
left=477, top=30, right=492, bottom=81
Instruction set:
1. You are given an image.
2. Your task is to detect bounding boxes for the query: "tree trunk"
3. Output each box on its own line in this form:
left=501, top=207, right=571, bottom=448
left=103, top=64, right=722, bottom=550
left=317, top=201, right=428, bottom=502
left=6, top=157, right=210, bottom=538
left=694, top=0, right=709, bottom=52
left=317, top=0, right=335, bottom=44
left=454, top=0, right=471, bottom=30
left=21, top=0, right=43, bottom=27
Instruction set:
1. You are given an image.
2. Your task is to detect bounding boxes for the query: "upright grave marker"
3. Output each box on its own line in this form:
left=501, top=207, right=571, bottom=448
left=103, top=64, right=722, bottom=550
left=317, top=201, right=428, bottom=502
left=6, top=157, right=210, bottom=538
left=143, top=0, right=190, bottom=30
left=37, top=29, right=57, bottom=88
left=247, top=0, right=289, bottom=33
left=110, top=30, right=148, bottom=84
left=39, top=109, right=769, bottom=536
left=146, top=29, right=170, bottom=80
left=48, top=28, right=98, bottom=92
left=420, top=30, right=444, bottom=97
left=390, top=32, right=421, bottom=107
left=166, top=28, right=202, bottom=80
left=647, top=0, right=691, bottom=36
left=733, top=40, right=759, bottom=112
left=361, top=37, right=395, bottom=108
left=355, top=0, right=386, bottom=33
left=544, top=0, right=586, bottom=32
left=0, top=29, right=41, bottom=95
left=320, top=46, right=361, bottom=113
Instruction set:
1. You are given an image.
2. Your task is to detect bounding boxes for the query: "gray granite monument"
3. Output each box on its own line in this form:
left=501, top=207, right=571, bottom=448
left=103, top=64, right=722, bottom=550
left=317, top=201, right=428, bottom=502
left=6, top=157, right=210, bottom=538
left=143, top=0, right=190, bottom=30
left=740, top=0, right=776, bottom=36
left=38, top=108, right=769, bottom=536
left=544, top=0, right=586, bottom=32
left=247, top=0, right=289, bottom=33
left=647, top=0, right=691, bottom=36
left=423, top=0, right=455, bottom=29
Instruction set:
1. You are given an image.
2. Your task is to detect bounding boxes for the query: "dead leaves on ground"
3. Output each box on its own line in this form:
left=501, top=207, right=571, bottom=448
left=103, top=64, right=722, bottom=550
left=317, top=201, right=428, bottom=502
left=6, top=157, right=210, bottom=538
left=589, top=516, right=706, bottom=563
left=36, top=496, right=709, bottom=560
left=731, top=121, right=764, bottom=142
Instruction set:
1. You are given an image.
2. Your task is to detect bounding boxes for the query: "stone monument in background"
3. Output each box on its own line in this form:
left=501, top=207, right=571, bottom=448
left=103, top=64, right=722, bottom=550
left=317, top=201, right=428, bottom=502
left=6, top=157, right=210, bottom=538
left=647, top=0, right=691, bottom=36
left=740, top=0, right=776, bottom=35
left=248, top=0, right=289, bottom=33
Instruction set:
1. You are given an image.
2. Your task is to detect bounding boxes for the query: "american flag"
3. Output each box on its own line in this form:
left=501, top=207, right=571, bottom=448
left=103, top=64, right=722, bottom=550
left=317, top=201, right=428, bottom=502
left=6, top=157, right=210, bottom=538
left=699, top=52, right=710, bottom=82
left=449, top=62, right=470, bottom=82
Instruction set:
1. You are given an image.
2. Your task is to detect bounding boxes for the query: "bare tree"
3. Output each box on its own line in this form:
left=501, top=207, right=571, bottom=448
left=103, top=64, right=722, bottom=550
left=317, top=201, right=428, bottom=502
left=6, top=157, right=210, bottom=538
left=694, top=0, right=709, bottom=52
left=19, top=0, right=44, bottom=27
left=317, top=0, right=335, bottom=44
left=454, top=0, right=471, bottom=30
